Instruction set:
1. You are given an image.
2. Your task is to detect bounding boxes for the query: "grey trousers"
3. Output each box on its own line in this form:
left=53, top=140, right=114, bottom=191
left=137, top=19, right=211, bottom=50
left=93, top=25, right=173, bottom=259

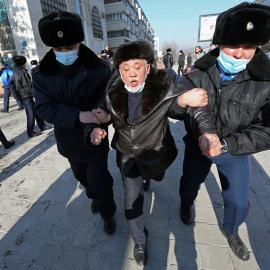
left=122, top=165, right=146, bottom=245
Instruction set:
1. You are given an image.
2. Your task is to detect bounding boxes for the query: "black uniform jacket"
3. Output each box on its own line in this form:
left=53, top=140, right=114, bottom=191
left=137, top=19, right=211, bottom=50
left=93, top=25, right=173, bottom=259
left=12, top=66, right=34, bottom=101
left=105, top=67, right=217, bottom=180
left=185, top=47, right=270, bottom=156
left=32, top=44, right=111, bottom=162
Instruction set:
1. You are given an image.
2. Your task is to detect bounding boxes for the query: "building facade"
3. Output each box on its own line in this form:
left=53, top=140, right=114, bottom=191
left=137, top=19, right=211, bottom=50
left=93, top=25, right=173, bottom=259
left=0, top=0, right=108, bottom=68
left=0, top=0, right=155, bottom=69
left=104, top=0, right=154, bottom=50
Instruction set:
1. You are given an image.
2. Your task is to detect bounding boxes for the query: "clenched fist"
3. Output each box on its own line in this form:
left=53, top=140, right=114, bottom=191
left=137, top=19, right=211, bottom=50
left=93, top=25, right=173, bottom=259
left=90, top=128, right=107, bottom=145
left=178, top=88, right=208, bottom=107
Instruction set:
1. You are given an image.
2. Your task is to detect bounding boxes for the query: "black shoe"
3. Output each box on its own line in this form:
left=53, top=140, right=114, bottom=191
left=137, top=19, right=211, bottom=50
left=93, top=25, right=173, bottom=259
left=17, top=107, right=24, bottom=111
left=28, top=131, right=41, bottom=137
left=180, top=205, right=193, bottom=225
left=104, top=218, right=115, bottom=235
left=134, top=243, right=147, bottom=266
left=143, top=180, right=150, bottom=191
left=41, top=125, right=53, bottom=131
left=221, top=226, right=250, bottom=261
left=91, top=200, right=98, bottom=214
left=1, top=109, right=8, bottom=113
left=4, top=141, right=15, bottom=149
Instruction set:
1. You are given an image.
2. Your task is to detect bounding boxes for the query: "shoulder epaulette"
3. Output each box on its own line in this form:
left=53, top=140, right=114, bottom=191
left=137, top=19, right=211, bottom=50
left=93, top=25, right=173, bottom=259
left=184, top=65, right=200, bottom=76
left=100, top=58, right=110, bottom=67
left=32, top=65, right=40, bottom=74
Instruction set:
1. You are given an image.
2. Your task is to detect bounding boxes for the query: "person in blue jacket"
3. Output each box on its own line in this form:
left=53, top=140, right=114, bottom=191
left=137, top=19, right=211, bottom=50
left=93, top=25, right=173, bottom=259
left=0, top=59, right=23, bottom=112
left=32, top=11, right=116, bottom=235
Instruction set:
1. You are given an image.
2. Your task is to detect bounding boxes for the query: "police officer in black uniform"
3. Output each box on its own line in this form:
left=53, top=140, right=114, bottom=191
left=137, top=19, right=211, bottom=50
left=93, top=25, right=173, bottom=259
left=180, top=2, right=270, bottom=261
left=32, top=11, right=116, bottom=235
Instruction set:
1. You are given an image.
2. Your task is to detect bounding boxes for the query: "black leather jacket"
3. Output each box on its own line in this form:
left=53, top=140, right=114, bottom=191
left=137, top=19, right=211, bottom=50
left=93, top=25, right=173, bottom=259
left=105, top=67, right=217, bottom=180
left=163, top=53, right=174, bottom=68
left=12, top=66, right=34, bottom=101
left=185, top=47, right=270, bottom=156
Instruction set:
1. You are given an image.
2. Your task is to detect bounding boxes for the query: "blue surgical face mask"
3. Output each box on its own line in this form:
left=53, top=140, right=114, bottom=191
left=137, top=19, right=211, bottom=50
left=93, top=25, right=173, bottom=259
left=54, top=49, right=78, bottom=66
left=217, top=49, right=252, bottom=74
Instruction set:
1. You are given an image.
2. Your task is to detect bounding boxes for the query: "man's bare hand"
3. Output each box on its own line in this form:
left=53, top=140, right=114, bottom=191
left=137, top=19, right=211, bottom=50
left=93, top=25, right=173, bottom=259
left=199, top=133, right=221, bottom=157
left=90, top=128, right=107, bottom=145
left=79, top=111, right=100, bottom=124
left=178, top=88, right=208, bottom=107
left=92, top=108, right=111, bottom=123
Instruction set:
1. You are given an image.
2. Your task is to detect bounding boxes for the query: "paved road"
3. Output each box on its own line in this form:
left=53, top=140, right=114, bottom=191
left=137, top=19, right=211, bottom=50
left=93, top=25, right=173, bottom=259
left=0, top=99, right=270, bottom=270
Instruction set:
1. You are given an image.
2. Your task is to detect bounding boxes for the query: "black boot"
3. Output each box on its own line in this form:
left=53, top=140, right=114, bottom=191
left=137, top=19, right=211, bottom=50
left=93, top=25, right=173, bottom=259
left=221, top=226, right=250, bottom=261
left=4, top=141, right=15, bottom=149
left=91, top=200, right=98, bottom=214
left=28, top=131, right=41, bottom=137
left=133, top=227, right=148, bottom=266
left=180, top=205, right=193, bottom=225
left=103, top=217, right=115, bottom=235
left=41, top=125, right=53, bottom=131
left=0, top=128, right=14, bottom=149
left=134, top=243, right=147, bottom=266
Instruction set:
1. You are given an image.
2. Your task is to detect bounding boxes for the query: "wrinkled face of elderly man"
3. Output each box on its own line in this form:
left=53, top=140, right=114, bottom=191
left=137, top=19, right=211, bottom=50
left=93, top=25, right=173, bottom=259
left=119, top=59, right=150, bottom=93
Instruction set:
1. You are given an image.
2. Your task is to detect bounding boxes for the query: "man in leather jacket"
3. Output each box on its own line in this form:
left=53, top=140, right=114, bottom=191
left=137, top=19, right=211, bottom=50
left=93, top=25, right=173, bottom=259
left=163, top=48, right=174, bottom=68
left=12, top=56, right=51, bottom=137
left=180, top=2, right=270, bottom=262
left=87, top=41, right=218, bottom=266
left=32, top=11, right=116, bottom=235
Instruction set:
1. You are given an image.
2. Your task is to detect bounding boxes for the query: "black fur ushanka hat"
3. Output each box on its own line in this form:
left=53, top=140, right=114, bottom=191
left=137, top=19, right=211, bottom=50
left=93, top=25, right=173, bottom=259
left=13, top=56, right=27, bottom=66
left=113, top=41, right=154, bottom=69
left=213, top=2, right=270, bottom=45
left=38, top=11, right=84, bottom=47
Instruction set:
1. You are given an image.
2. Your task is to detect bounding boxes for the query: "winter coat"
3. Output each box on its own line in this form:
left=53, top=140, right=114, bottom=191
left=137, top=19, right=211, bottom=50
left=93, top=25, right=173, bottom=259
left=187, top=55, right=192, bottom=66
left=178, top=53, right=185, bottom=66
left=12, top=66, right=34, bottom=101
left=105, top=67, right=217, bottom=180
left=185, top=47, right=270, bottom=156
left=163, top=53, right=173, bottom=68
left=0, top=62, right=13, bottom=88
left=32, top=44, right=111, bottom=162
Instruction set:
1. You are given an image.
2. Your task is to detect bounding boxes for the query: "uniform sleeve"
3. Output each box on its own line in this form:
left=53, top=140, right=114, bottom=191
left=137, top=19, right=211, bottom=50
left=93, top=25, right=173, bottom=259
left=225, top=98, right=270, bottom=156
left=33, top=74, right=80, bottom=128
left=168, top=70, right=217, bottom=137
left=82, top=70, right=112, bottom=144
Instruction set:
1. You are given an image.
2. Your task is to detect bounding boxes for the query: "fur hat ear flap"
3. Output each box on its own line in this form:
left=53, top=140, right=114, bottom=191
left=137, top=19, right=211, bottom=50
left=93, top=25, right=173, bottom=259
left=38, top=11, right=84, bottom=47
left=13, top=56, right=27, bottom=66
left=213, top=2, right=270, bottom=45
left=113, top=41, right=154, bottom=69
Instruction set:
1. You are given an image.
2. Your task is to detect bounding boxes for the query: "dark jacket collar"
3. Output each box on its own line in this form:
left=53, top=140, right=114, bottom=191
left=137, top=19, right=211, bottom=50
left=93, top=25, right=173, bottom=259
left=194, top=47, right=270, bottom=80
left=39, top=43, right=101, bottom=74
left=108, top=67, right=170, bottom=117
